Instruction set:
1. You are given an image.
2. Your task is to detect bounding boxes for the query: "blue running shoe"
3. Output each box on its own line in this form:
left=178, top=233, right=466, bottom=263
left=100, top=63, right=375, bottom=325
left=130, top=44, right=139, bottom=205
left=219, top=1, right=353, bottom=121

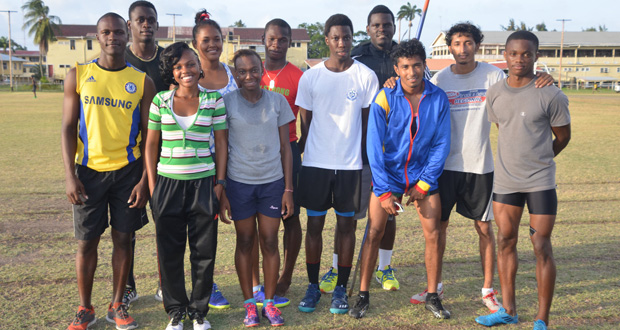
left=475, top=307, right=518, bottom=326
left=254, top=286, right=290, bottom=308
left=298, top=283, right=321, bottom=313
left=208, top=283, right=230, bottom=309
left=261, top=302, right=284, bottom=326
left=330, top=285, right=349, bottom=314
left=533, top=319, right=547, bottom=330
left=243, top=303, right=260, bottom=327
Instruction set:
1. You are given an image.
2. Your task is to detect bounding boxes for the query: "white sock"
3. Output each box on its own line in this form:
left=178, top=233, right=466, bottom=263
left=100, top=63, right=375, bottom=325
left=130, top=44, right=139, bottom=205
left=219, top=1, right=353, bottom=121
left=332, top=254, right=338, bottom=270
left=482, top=287, right=494, bottom=296
left=253, top=284, right=262, bottom=293
left=377, top=249, right=393, bottom=270
left=437, top=282, right=443, bottom=292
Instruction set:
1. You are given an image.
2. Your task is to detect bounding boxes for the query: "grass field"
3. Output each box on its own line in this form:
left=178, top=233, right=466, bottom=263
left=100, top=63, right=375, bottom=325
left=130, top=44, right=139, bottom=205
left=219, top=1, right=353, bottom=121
left=0, top=90, right=619, bottom=329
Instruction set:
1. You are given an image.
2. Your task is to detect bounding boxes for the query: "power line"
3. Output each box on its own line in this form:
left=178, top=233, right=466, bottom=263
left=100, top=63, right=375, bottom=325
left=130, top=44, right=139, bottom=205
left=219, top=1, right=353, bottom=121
left=166, top=13, right=182, bottom=43
left=556, top=19, right=572, bottom=89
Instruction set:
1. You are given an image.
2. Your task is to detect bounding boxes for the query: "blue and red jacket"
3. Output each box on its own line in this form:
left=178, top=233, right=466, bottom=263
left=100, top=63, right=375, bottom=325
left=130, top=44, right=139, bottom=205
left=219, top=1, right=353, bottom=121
left=367, top=79, right=451, bottom=200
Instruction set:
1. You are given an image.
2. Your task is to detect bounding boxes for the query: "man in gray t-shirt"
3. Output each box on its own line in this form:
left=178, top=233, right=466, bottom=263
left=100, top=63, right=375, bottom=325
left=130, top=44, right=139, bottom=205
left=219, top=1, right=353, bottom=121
left=476, top=31, right=570, bottom=330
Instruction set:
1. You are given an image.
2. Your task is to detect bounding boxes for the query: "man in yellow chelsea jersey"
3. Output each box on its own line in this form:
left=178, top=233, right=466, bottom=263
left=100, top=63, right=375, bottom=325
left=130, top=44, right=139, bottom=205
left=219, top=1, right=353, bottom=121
left=61, top=12, right=156, bottom=330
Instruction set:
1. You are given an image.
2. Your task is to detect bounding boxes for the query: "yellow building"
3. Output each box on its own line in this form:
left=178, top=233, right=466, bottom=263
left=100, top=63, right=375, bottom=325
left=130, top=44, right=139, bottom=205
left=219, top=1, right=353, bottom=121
left=48, top=24, right=309, bottom=81
left=0, top=53, right=27, bottom=82
left=430, top=31, right=620, bottom=88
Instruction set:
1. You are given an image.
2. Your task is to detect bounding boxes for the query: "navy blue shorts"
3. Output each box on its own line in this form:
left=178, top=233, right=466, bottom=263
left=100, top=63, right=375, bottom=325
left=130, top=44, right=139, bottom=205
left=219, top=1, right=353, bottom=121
left=226, top=177, right=284, bottom=220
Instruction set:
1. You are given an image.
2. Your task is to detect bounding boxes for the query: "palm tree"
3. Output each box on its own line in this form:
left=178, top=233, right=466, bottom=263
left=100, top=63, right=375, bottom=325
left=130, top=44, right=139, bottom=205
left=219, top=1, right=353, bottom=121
left=397, top=2, right=421, bottom=42
left=21, top=0, right=61, bottom=79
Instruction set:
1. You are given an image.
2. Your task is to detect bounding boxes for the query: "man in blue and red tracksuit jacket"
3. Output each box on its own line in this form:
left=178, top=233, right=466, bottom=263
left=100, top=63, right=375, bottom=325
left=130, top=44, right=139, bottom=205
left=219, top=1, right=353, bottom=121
left=350, top=39, right=452, bottom=321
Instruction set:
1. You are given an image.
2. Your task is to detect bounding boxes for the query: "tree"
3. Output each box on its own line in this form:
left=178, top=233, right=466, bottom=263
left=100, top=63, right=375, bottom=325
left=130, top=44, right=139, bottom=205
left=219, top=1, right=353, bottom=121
left=230, top=20, right=246, bottom=28
left=501, top=18, right=517, bottom=31
left=21, top=0, right=61, bottom=78
left=582, top=25, right=607, bottom=32
left=501, top=19, right=532, bottom=31
left=298, top=22, right=329, bottom=59
left=397, top=2, right=421, bottom=41
left=353, top=30, right=369, bottom=46
left=0, top=37, right=27, bottom=52
left=535, top=22, right=548, bottom=31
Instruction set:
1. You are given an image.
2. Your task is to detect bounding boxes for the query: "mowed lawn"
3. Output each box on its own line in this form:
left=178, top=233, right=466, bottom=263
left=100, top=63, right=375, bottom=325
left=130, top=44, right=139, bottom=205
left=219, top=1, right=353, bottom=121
left=0, top=90, right=619, bottom=329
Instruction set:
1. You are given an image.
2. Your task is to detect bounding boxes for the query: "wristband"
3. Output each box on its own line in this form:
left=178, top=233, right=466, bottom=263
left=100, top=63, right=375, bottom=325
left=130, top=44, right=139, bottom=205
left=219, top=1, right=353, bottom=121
left=216, top=179, right=227, bottom=189
left=378, top=192, right=392, bottom=202
left=285, top=189, right=294, bottom=193
left=414, top=184, right=428, bottom=195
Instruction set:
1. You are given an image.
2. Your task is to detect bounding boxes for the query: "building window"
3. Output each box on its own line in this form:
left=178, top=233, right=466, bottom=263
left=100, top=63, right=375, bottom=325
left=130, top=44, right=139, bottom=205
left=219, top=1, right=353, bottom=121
left=600, top=68, right=609, bottom=73
left=617, top=68, right=620, bottom=73
left=563, top=67, right=572, bottom=72
left=70, top=40, right=76, bottom=50
left=597, top=49, right=612, bottom=57
left=577, top=49, right=594, bottom=57
left=2, top=63, right=6, bottom=70
left=87, top=40, right=92, bottom=50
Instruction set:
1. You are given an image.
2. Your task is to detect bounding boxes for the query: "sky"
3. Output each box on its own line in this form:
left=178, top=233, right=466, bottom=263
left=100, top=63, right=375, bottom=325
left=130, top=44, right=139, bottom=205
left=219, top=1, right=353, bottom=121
left=1, top=0, right=619, bottom=54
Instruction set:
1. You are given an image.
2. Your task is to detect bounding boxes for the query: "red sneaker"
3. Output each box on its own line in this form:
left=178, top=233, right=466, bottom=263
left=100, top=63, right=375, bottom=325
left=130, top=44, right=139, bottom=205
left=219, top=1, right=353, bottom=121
left=67, top=305, right=96, bottom=330
left=105, top=302, right=138, bottom=330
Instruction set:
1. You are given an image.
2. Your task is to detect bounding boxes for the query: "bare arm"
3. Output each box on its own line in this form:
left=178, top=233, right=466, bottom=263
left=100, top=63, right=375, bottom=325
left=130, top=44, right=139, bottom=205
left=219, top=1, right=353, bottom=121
left=144, top=127, right=160, bottom=196
left=551, top=124, right=571, bottom=156
left=279, top=124, right=294, bottom=219
left=61, top=68, right=86, bottom=205
left=298, top=107, right=312, bottom=153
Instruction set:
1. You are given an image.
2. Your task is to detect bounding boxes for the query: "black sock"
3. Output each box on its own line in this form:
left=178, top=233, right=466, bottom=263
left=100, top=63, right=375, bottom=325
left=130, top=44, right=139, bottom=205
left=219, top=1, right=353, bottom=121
left=426, top=292, right=438, bottom=302
left=358, top=291, right=369, bottom=301
left=307, top=262, right=320, bottom=284
left=336, top=265, right=351, bottom=288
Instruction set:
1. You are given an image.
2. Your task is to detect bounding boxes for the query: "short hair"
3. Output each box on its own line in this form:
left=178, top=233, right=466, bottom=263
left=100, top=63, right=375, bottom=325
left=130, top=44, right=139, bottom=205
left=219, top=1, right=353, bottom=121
left=324, top=14, right=353, bottom=36
left=193, top=9, right=222, bottom=41
left=445, top=22, right=483, bottom=46
left=128, top=1, right=157, bottom=19
left=159, top=42, right=201, bottom=86
left=506, top=30, right=539, bottom=51
left=367, top=5, right=395, bottom=25
left=264, top=18, right=292, bottom=38
left=97, top=12, right=127, bottom=30
left=391, top=39, right=426, bottom=65
left=232, top=49, right=263, bottom=70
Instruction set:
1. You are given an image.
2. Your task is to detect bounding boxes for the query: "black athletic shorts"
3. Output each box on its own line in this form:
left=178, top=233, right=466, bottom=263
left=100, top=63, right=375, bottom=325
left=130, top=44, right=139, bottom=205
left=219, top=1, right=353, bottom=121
left=297, top=166, right=362, bottom=214
left=73, top=161, right=149, bottom=241
left=439, top=170, right=494, bottom=221
left=493, top=189, right=557, bottom=215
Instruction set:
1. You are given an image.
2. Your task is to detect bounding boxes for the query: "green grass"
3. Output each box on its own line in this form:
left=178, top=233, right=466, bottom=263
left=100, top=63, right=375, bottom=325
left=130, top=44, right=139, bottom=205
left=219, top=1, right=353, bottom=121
left=1, top=91, right=619, bottom=329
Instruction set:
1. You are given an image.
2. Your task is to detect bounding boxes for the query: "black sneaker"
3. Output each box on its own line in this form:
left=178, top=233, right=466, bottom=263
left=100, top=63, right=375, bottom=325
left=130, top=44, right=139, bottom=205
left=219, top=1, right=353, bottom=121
left=348, top=294, right=369, bottom=319
left=425, top=293, right=451, bottom=319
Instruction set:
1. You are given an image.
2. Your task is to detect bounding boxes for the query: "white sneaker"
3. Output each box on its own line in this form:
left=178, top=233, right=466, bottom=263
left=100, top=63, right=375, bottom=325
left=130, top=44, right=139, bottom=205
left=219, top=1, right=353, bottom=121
left=165, top=311, right=185, bottom=330
left=409, top=286, right=445, bottom=304
left=155, top=286, right=163, bottom=302
left=193, top=318, right=211, bottom=330
left=482, top=291, right=503, bottom=312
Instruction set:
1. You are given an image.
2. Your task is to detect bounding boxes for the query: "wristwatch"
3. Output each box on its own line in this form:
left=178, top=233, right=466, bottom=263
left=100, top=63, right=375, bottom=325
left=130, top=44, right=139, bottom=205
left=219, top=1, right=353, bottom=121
left=216, top=179, right=227, bottom=189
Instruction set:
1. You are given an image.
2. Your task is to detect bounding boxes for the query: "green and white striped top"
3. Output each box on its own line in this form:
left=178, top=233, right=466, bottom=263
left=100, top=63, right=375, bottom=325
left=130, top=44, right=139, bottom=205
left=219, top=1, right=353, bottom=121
left=148, top=89, right=227, bottom=180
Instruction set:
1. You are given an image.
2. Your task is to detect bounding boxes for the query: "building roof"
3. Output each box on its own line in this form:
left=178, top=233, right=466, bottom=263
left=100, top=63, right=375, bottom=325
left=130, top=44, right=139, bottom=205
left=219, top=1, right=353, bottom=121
left=426, top=59, right=455, bottom=71
left=0, top=54, right=27, bottom=62
left=433, top=31, right=620, bottom=47
left=0, top=50, right=41, bottom=56
left=56, top=25, right=309, bottom=42
left=221, top=27, right=309, bottom=42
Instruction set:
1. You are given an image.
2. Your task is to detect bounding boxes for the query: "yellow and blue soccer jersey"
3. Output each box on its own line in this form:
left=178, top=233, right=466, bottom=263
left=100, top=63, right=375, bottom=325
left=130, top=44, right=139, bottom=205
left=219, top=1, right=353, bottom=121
left=75, top=59, right=146, bottom=172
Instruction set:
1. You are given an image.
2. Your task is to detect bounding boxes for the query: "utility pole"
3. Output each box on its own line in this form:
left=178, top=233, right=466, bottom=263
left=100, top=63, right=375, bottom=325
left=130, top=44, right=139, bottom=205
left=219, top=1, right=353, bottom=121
left=166, top=13, right=181, bottom=43
left=557, top=19, right=571, bottom=89
left=1, top=10, right=18, bottom=91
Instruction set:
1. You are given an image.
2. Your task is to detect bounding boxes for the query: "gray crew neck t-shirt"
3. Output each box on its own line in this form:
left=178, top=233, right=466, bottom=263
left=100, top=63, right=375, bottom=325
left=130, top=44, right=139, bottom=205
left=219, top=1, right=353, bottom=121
left=224, top=89, right=295, bottom=184
left=486, top=77, right=571, bottom=194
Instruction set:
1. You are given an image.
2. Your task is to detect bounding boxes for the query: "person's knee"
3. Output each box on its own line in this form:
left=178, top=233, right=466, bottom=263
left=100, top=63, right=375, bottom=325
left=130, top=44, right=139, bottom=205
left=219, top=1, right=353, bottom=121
left=424, top=227, right=441, bottom=245
left=283, top=215, right=301, bottom=232
left=367, top=226, right=385, bottom=243
left=531, top=235, right=553, bottom=259
left=77, top=239, right=99, bottom=256
left=260, top=235, right=279, bottom=256
left=475, top=221, right=494, bottom=241
left=336, top=219, right=355, bottom=236
left=236, top=233, right=255, bottom=253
